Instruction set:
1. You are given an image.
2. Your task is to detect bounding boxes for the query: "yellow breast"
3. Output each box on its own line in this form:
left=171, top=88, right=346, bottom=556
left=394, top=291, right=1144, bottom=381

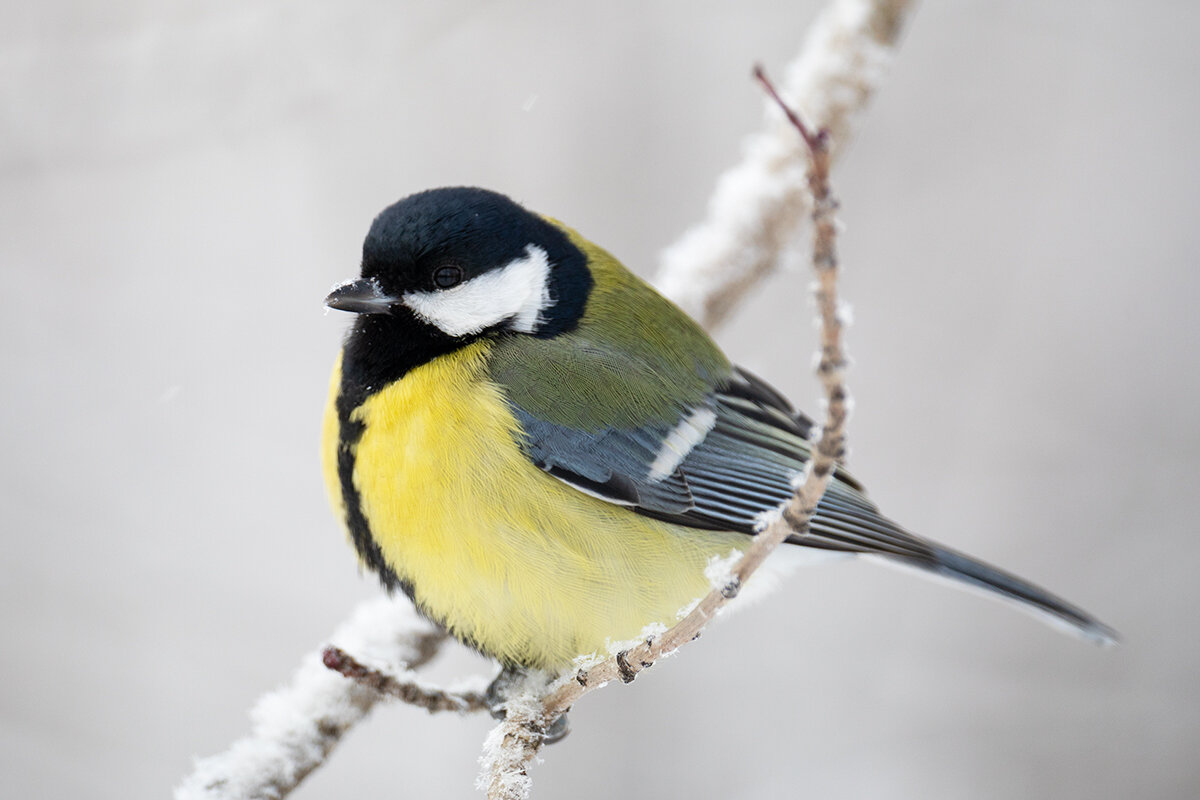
left=321, top=341, right=745, bottom=669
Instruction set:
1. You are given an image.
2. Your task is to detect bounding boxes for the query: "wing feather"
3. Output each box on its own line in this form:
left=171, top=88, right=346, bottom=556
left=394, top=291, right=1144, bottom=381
left=504, top=361, right=909, bottom=555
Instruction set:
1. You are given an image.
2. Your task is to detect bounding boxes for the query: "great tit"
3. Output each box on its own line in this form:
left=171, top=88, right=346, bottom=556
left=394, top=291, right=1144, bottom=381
left=321, top=186, right=1116, bottom=671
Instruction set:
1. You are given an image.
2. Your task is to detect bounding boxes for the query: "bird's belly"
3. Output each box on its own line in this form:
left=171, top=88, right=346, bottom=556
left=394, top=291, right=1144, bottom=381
left=344, top=342, right=746, bottom=669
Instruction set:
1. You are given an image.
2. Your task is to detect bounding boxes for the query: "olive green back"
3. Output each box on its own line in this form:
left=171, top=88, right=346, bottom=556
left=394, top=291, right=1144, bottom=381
left=486, top=221, right=730, bottom=431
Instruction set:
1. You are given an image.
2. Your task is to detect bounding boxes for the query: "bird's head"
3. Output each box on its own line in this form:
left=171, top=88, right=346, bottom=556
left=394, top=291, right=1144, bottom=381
left=326, top=187, right=592, bottom=342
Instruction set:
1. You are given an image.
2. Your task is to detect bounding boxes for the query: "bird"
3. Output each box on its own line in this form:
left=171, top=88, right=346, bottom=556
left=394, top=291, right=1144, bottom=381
left=321, top=186, right=1116, bottom=674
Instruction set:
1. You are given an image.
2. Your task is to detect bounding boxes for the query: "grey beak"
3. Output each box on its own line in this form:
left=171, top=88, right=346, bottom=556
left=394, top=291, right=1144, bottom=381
left=325, top=278, right=397, bottom=314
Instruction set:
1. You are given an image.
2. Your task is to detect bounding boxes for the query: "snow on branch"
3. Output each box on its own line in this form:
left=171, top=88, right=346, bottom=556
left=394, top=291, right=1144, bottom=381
left=479, top=65, right=854, bottom=799
left=656, top=0, right=913, bottom=328
left=176, top=599, right=451, bottom=800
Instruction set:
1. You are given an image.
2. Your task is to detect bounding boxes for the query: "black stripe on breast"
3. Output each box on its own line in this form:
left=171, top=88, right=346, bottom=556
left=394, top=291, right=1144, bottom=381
left=334, top=412, right=412, bottom=598
left=332, top=311, right=464, bottom=598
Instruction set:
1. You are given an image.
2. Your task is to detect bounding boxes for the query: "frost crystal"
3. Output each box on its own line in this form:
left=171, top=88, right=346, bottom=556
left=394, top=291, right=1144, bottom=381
left=704, top=549, right=744, bottom=591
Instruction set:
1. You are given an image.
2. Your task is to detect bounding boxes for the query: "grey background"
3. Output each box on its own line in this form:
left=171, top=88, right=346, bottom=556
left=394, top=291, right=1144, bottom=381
left=2, top=1, right=1196, bottom=798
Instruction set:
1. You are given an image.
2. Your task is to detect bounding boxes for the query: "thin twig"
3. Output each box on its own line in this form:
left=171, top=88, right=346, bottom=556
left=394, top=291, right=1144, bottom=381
left=483, top=65, right=853, bottom=799
left=322, top=645, right=490, bottom=714
left=753, top=64, right=827, bottom=154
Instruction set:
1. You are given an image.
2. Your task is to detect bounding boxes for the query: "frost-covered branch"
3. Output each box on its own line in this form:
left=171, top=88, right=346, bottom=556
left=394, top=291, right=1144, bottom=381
left=478, top=693, right=547, bottom=800
left=175, top=599, right=449, bottom=800
left=481, top=66, right=854, bottom=800
left=656, top=0, right=914, bottom=328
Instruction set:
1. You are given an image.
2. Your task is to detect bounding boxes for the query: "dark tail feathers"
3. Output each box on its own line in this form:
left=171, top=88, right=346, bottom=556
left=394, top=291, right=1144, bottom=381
left=883, top=546, right=1119, bottom=646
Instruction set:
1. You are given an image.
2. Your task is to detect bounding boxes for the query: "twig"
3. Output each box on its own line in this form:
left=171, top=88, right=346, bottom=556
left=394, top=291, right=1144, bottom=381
left=753, top=64, right=849, bottom=468
left=478, top=694, right=547, bottom=800
left=482, top=65, right=853, bottom=799
left=322, top=645, right=490, bottom=714
left=656, top=0, right=915, bottom=328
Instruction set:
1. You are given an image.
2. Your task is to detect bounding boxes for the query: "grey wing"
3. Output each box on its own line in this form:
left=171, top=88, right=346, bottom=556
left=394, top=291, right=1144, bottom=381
left=511, top=365, right=930, bottom=559
left=509, top=366, right=1118, bottom=644
left=512, top=404, right=696, bottom=514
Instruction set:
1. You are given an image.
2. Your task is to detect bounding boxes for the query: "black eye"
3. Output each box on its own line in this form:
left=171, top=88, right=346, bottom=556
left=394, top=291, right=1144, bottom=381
left=433, top=265, right=464, bottom=289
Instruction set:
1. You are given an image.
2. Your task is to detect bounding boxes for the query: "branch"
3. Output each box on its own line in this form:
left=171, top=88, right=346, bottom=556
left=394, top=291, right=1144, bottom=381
left=482, top=66, right=853, bottom=800
left=478, top=694, right=546, bottom=800
left=322, top=645, right=490, bottom=714
left=175, top=598, right=448, bottom=800
left=655, top=0, right=914, bottom=328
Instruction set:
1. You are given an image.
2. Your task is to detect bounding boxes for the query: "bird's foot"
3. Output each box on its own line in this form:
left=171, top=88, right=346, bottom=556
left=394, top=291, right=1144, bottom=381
left=484, top=665, right=571, bottom=745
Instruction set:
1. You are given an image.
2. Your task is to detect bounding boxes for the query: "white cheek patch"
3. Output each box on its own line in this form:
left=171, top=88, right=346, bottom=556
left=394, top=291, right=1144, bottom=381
left=648, top=407, right=718, bottom=481
left=402, top=244, right=552, bottom=337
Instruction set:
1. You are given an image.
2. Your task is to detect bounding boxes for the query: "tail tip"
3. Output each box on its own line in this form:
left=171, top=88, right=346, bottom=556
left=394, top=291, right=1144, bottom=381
left=1080, top=619, right=1121, bottom=648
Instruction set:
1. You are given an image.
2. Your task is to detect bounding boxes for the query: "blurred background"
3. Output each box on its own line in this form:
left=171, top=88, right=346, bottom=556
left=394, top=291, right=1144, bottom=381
left=2, top=1, right=1197, bottom=798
